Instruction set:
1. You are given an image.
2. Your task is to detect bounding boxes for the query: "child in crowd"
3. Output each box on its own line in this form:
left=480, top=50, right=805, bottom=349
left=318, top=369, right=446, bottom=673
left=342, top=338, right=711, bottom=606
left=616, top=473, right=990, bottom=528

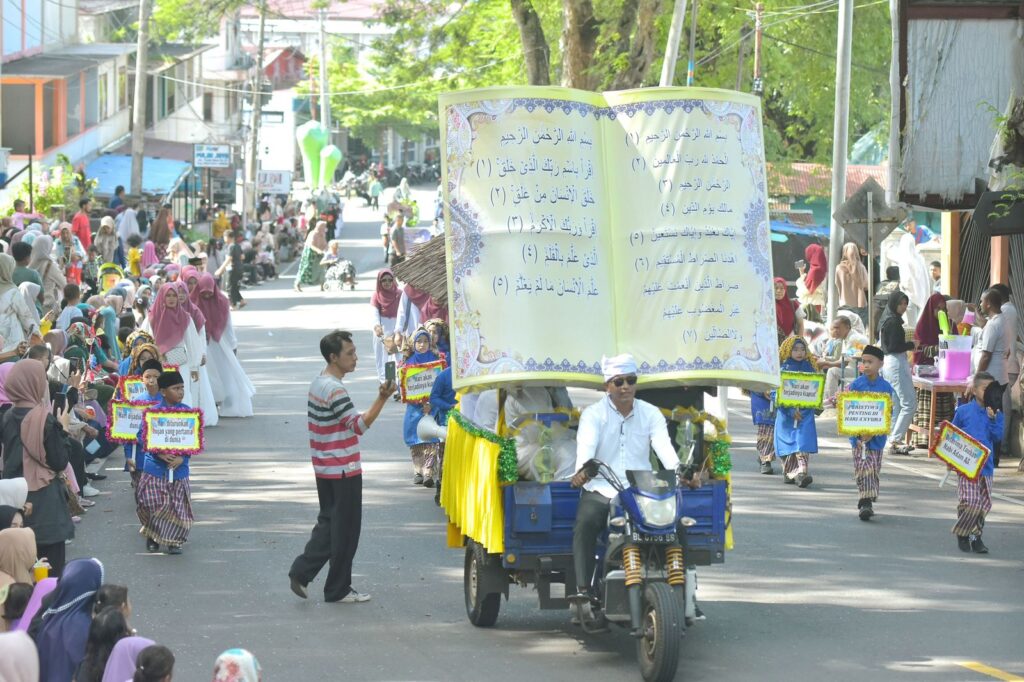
left=951, top=372, right=1004, bottom=554
left=750, top=390, right=776, bottom=475
left=844, top=345, right=895, bottom=520
left=93, top=583, right=132, bottom=623
left=125, top=359, right=164, bottom=491
left=136, top=369, right=194, bottom=554
left=402, top=328, right=444, bottom=487
left=133, top=645, right=175, bottom=682
left=775, top=337, right=818, bottom=487
left=57, top=283, right=82, bottom=330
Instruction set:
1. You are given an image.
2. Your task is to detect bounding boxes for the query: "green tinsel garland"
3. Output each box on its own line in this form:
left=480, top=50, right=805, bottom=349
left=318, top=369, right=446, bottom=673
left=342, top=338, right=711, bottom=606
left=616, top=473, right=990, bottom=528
left=707, top=438, right=732, bottom=478
left=450, top=411, right=519, bottom=484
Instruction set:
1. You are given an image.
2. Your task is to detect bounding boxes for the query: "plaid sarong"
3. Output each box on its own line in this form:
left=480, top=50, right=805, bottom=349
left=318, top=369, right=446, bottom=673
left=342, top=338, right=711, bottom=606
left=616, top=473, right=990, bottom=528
left=852, top=443, right=883, bottom=501
left=756, top=424, right=776, bottom=464
left=911, top=389, right=954, bottom=447
left=782, top=453, right=809, bottom=479
left=137, top=472, right=193, bottom=547
left=953, top=474, right=992, bottom=537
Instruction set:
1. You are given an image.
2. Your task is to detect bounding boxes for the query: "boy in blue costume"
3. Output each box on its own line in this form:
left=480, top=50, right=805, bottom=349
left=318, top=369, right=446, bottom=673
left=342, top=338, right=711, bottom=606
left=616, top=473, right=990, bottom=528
left=951, top=372, right=1004, bottom=554
left=844, top=345, right=895, bottom=520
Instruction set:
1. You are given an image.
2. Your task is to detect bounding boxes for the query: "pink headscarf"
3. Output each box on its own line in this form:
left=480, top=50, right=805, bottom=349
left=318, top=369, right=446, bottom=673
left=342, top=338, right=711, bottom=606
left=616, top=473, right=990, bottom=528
left=149, top=284, right=191, bottom=354
left=140, top=242, right=159, bottom=268
left=4, top=360, right=53, bottom=492
left=191, top=273, right=230, bottom=342
left=181, top=265, right=201, bottom=290
left=0, top=362, right=14, bottom=406
left=175, top=280, right=205, bottom=333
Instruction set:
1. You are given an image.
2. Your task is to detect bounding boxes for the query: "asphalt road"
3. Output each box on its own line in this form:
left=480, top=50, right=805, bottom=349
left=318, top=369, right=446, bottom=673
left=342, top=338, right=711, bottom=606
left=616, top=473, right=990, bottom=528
left=74, top=189, right=1024, bottom=681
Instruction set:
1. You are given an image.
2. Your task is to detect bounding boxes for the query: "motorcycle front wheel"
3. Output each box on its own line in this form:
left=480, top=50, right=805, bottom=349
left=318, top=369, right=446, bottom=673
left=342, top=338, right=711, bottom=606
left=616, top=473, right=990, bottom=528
left=636, top=582, right=684, bottom=682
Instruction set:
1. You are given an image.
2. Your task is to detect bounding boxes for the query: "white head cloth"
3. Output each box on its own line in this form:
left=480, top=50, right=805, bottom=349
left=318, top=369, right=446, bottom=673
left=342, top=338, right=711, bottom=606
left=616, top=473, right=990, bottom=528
left=601, top=353, right=638, bottom=382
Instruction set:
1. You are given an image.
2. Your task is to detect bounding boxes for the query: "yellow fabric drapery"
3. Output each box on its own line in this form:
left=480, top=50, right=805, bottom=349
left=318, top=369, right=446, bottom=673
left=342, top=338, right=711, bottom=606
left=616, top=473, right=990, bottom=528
left=440, top=415, right=506, bottom=554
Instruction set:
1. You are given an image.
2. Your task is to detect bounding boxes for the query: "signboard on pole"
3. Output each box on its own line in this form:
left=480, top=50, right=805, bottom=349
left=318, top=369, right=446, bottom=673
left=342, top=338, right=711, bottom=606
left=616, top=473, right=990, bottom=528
left=193, top=144, right=232, bottom=169
left=257, top=170, right=293, bottom=193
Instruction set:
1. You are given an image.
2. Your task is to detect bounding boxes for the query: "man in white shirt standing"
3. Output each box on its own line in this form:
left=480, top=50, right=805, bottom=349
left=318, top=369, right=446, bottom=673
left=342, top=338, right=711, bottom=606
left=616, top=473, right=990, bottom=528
left=977, top=288, right=1008, bottom=466
left=570, top=354, right=678, bottom=598
left=992, top=283, right=1018, bottom=460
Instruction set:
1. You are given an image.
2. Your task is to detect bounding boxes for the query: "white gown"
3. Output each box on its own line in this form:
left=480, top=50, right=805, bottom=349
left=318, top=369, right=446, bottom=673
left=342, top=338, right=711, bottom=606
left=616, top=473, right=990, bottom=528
left=203, top=318, right=255, bottom=417
left=141, top=316, right=220, bottom=426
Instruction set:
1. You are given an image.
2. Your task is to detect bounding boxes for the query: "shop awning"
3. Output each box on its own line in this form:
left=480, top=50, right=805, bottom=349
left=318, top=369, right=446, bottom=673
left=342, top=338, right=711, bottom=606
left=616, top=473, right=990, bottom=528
left=85, top=154, right=191, bottom=201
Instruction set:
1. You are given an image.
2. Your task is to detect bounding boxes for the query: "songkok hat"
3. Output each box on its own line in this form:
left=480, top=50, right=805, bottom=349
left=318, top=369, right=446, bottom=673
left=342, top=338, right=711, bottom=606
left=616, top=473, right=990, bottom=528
left=141, top=359, right=163, bottom=374
left=862, top=345, right=884, bottom=361
left=157, top=369, right=184, bottom=389
left=601, top=353, right=638, bottom=382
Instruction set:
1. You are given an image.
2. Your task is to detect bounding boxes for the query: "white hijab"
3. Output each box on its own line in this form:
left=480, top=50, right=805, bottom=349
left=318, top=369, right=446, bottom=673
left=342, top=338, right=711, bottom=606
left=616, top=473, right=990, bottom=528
left=0, top=478, right=28, bottom=508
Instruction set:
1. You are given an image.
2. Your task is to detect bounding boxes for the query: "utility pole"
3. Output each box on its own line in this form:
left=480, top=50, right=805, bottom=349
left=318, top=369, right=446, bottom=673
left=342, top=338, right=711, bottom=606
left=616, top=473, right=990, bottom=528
left=826, top=0, right=854, bottom=322
left=318, top=7, right=331, bottom=132
left=130, top=0, right=151, bottom=196
left=735, top=23, right=749, bottom=91
left=752, top=2, right=764, bottom=95
left=686, top=0, right=698, bottom=86
left=660, top=0, right=688, bottom=87
left=245, top=0, right=267, bottom=224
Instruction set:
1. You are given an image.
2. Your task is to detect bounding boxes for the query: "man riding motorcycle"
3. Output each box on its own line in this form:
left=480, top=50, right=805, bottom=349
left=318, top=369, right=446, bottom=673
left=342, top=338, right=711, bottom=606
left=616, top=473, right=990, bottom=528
left=570, top=353, right=680, bottom=600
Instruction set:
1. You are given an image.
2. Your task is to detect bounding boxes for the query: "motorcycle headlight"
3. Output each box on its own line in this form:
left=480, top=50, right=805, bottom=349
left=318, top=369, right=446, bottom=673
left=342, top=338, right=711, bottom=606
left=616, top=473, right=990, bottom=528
left=635, top=495, right=677, bottom=528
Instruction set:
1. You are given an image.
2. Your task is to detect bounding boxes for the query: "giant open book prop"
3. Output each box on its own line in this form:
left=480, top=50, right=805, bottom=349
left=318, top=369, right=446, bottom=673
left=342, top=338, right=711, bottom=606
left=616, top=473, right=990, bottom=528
left=440, top=87, right=779, bottom=391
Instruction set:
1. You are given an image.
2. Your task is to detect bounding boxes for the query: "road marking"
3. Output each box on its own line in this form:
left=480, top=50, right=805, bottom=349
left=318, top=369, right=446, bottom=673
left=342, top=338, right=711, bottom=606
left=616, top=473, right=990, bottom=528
left=884, top=459, right=1024, bottom=508
left=958, top=661, right=1024, bottom=681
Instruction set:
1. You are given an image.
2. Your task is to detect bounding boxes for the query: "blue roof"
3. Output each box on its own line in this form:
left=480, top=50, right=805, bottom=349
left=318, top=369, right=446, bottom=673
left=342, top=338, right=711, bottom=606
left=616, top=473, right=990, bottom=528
left=85, top=154, right=191, bottom=199
left=770, top=219, right=829, bottom=239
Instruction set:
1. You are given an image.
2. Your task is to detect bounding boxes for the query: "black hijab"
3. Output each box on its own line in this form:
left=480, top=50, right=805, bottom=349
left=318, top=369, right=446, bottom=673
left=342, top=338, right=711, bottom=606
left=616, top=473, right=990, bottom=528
left=0, top=505, right=20, bottom=530
left=880, top=291, right=909, bottom=327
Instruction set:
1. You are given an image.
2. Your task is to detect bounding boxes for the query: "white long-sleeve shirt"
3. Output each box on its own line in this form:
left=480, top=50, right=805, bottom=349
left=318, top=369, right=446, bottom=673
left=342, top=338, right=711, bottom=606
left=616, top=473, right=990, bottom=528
left=574, top=396, right=678, bottom=500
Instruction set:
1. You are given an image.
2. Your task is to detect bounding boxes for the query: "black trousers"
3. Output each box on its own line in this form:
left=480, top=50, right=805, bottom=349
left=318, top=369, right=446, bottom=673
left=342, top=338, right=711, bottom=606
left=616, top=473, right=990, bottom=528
left=289, top=475, right=362, bottom=601
left=228, top=274, right=243, bottom=306
left=573, top=490, right=611, bottom=593
left=69, top=439, right=87, bottom=490
left=37, top=541, right=66, bottom=578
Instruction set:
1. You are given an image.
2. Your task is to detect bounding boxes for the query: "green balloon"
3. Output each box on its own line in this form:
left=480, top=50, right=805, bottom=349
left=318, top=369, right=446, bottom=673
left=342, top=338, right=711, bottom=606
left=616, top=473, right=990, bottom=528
left=296, top=121, right=328, bottom=187
left=319, top=145, right=343, bottom=189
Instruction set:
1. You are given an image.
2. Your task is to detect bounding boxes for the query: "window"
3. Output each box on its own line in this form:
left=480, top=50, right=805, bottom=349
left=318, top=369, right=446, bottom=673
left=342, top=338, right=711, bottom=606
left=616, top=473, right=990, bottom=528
left=43, top=81, right=56, bottom=149
left=1, top=84, right=35, bottom=154
left=99, top=72, right=109, bottom=120
left=66, top=74, right=82, bottom=137
left=203, top=92, right=214, bottom=121
left=85, top=67, right=99, bottom=127
left=118, top=66, right=127, bottom=109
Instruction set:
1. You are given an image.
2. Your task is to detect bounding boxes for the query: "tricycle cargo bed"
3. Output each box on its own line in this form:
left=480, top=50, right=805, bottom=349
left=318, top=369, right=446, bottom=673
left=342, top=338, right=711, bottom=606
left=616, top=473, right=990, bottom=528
left=501, top=480, right=727, bottom=569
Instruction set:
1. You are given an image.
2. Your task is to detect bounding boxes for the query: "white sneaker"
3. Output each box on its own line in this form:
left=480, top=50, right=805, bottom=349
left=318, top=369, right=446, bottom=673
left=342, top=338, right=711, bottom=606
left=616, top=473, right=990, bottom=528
left=338, top=590, right=371, bottom=603
left=81, top=483, right=100, bottom=498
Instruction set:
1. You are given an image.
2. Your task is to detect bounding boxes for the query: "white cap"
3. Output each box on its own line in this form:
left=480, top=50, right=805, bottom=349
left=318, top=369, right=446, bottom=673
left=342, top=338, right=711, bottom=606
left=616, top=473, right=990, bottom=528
left=601, top=353, right=638, bottom=382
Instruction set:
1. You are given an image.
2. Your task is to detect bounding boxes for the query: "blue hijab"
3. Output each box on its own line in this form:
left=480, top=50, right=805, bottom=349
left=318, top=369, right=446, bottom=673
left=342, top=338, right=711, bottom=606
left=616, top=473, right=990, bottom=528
left=35, top=557, right=104, bottom=682
left=97, top=306, right=122, bottom=362
left=406, top=329, right=439, bottom=365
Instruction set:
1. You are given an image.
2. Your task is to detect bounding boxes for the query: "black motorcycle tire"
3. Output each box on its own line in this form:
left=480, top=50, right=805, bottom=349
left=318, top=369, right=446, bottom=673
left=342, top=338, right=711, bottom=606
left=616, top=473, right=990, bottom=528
left=636, top=582, right=684, bottom=682
left=464, top=541, right=501, bottom=627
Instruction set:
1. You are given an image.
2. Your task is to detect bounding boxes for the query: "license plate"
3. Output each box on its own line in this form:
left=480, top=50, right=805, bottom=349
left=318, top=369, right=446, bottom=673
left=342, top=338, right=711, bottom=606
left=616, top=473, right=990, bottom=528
left=631, top=532, right=677, bottom=544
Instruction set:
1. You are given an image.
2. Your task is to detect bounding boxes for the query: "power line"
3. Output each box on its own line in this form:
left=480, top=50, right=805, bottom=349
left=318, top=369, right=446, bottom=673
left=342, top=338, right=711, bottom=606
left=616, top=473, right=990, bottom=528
left=762, top=31, right=887, bottom=74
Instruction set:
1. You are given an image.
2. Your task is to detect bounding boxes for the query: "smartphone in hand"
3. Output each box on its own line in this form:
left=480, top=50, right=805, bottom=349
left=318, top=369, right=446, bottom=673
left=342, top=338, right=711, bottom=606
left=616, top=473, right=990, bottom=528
left=385, top=361, right=396, bottom=384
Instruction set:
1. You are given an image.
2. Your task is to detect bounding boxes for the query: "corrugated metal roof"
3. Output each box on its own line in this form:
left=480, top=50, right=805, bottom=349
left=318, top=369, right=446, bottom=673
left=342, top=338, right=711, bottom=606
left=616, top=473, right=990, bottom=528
left=241, top=0, right=385, bottom=20
left=1, top=44, right=135, bottom=78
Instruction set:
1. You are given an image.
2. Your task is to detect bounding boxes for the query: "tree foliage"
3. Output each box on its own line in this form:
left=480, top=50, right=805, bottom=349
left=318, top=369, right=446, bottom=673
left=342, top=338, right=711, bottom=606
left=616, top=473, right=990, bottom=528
left=150, top=0, right=245, bottom=44
left=335, top=0, right=892, bottom=163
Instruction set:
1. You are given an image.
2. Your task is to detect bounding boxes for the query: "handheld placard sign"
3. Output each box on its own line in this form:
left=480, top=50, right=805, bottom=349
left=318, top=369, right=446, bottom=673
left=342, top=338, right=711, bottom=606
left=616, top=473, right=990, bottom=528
left=930, top=421, right=990, bottom=481
left=117, top=376, right=149, bottom=402
left=400, top=360, right=445, bottom=404
left=142, top=407, right=204, bottom=457
left=777, top=371, right=825, bottom=409
left=106, top=400, right=155, bottom=443
left=836, top=392, right=893, bottom=437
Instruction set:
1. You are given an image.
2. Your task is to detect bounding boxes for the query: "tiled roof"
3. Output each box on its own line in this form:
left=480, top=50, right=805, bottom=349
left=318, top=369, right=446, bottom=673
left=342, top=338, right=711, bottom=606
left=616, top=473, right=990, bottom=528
left=767, top=162, right=888, bottom=200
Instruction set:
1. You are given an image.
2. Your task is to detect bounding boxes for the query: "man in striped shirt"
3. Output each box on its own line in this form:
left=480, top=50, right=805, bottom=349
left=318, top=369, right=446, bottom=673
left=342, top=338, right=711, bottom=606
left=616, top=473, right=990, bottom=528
left=289, top=330, right=395, bottom=603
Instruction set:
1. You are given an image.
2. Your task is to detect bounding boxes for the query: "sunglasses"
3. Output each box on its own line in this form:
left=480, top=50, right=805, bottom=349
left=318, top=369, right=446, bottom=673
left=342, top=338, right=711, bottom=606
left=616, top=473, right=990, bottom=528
left=611, top=375, right=638, bottom=387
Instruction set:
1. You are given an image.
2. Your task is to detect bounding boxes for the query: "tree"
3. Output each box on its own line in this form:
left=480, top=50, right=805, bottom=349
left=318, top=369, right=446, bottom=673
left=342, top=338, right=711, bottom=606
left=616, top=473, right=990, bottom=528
left=339, top=1, right=892, bottom=165
left=150, top=0, right=244, bottom=43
